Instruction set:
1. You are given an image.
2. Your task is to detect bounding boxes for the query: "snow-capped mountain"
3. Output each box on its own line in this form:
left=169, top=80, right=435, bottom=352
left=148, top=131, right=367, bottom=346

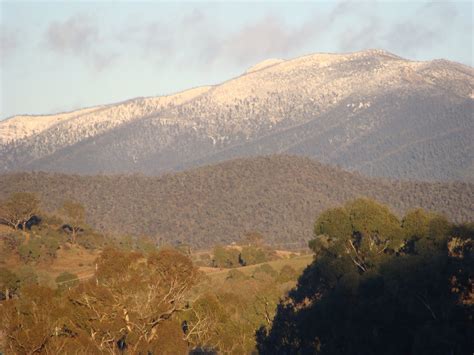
left=1, top=49, right=473, bottom=180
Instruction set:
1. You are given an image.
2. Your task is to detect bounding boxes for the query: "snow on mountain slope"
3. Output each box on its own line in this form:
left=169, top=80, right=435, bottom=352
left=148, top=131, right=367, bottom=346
left=0, top=49, right=472, bottom=180
left=245, top=58, right=284, bottom=73
left=0, top=86, right=212, bottom=168
left=0, top=106, right=103, bottom=144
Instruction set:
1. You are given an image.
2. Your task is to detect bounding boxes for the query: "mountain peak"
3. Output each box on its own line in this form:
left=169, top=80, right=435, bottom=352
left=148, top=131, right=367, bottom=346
left=245, top=58, right=285, bottom=74
left=1, top=49, right=472, bottom=181
left=356, top=48, right=402, bottom=58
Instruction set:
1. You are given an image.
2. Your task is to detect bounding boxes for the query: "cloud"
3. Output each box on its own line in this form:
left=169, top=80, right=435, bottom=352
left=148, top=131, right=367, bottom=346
left=195, top=11, right=326, bottom=68
left=44, top=14, right=115, bottom=71
left=381, top=2, right=459, bottom=55
left=0, top=25, right=20, bottom=61
left=338, top=17, right=382, bottom=52
left=219, top=15, right=299, bottom=64
left=383, top=22, right=438, bottom=55
left=195, top=2, right=361, bottom=67
left=334, top=1, right=464, bottom=58
left=46, top=14, right=98, bottom=54
left=112, top=6, right=341, bottom=69
left=40, top=2, right=470, bottom=75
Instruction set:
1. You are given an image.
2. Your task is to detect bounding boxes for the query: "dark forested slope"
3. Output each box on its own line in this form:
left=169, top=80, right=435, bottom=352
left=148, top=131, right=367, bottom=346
left=0, top=156, right=472, bottom=247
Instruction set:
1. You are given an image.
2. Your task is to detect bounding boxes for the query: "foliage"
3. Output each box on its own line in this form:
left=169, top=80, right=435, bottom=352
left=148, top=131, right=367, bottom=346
left=16, top=265, right=38, bottom=288
left=314, top=207, right=352, bottom=240
left=17, top=234, right=62, bottom=264
left=0, top=248, right=198, bottom=353
left=212, top=246, right=240, bottom=268
left=0, top=192, right=39, bottom=230
left=257, top=200, right=473, bottom=354
left=0, top=267, right=18, bottom=300
left=252, top=263, right=278, bottom=280
left=277, top=264, right=298, bottom=283
left=0, top=156, right=472, bottom=248
left=240, top=245, right=267, bottom=266
left=59, top=200, right=86, bottom=244
left=18, top=238, right=42, bottom=263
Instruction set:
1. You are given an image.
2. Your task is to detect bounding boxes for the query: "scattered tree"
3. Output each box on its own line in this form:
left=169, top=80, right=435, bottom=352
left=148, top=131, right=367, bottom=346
left=0, top=192, right=39, bottom=230
left=60, top=201, right=86, bottom=244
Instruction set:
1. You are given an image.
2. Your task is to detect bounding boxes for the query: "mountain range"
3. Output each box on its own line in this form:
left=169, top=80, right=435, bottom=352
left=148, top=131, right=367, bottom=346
left=1, top=49, right=473, bottom=181
left=0, top=156, right=472, bottom=248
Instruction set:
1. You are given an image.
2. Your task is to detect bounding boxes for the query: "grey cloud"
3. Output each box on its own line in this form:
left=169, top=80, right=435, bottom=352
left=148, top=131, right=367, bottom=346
left=46, top=14, right=99, bottom=54
left=115, top=6, right=331, bottom=69
left=382, top=2, right=459, bottom=56
left=383, top=22, right=438, bottom=55
left=181, top=8, right=206, bottom=28
left=335, top=1, right=462, bottom=57
left=202, top=12, right=326, bottom=67
left=203, top=2, right=361, bottom=67
left=421, top=1, right=459, bottom=20
left=62, top=1, right=467, bottom=74
left=0, top=25, right=20, bottom=60
left=116, top=20, right=176, bottom=64
left=220, top=15, right=300, bottom=64
left=44, top=14, right=116, bottom=71
left=338, top=18, right=382, bottom=53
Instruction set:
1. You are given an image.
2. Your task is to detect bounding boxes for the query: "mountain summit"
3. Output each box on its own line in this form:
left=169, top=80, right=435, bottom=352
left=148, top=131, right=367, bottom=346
left=1, top=49, right=473, bottom=180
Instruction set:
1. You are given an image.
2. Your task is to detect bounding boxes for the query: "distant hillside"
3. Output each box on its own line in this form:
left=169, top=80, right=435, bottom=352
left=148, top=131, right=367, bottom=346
left=0, top=156, right=472, bottom=248
left=1, top=49, right=473, bottom=181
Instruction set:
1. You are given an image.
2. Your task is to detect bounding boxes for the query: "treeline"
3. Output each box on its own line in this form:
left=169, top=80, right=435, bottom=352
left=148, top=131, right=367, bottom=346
left=0, top=192, right=157, bottom=266
left=0, top=191, right=281, bottom=273
left=0, top=156, right=472, bottom=248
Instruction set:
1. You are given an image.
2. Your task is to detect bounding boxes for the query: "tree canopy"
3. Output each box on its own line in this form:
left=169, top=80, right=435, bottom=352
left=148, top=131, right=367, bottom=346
left=0, top=192, right=39, bottom=230
left=257, top=199, right=473, bottom=354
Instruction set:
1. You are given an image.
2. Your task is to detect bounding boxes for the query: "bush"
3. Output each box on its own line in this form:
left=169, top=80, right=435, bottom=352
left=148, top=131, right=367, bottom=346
left=253, top=263, right=277, bottom=279
left=278, top=264, right=297, bottom=283
left=0, top=267, right=18, bottom=300
left=18, top=239, right=41, bottom=263
left=16, top=266, right=38, bottom=288
left=240, top=246, right=267, bottom=266
left=212, top=246, right=240, bottom=268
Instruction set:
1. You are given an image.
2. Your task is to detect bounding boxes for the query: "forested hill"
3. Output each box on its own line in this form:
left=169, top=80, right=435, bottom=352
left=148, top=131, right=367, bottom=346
left=0, top=155, right=472, bottom=248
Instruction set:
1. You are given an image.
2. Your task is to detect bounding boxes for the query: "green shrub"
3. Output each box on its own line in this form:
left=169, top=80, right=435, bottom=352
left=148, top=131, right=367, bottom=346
left=240, top=246, right=267, bottom=266
left=18, top=239, right=41, bottom=263
left=278, top=264, right=298, bottom=283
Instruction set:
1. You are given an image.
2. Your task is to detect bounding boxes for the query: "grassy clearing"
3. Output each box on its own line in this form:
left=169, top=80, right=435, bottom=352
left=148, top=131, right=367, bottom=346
left=40, top=247, right=99, bottom=279
left=202, top=254, right=314, bottom=283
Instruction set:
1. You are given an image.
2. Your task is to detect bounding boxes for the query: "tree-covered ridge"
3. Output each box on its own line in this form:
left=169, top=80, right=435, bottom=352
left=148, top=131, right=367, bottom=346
left=257, top=199, right=473, bottom=354
left=0, top=156, right=472, bottom=248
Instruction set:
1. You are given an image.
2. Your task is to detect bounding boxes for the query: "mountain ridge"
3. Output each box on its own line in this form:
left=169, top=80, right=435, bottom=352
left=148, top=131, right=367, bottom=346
left=1, top=49, right=473, bottom=181
left=0, top=155, right=472, bottom=248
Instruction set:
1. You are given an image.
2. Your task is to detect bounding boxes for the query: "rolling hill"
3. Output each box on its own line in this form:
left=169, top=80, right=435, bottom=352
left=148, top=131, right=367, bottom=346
left=1, top=49, right=473, bottom=181
left=0, top=156, right=472, bottom=248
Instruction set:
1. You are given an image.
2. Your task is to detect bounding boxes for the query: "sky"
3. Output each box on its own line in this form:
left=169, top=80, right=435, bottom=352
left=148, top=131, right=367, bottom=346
left=0, top=0, right=472, bottom=120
